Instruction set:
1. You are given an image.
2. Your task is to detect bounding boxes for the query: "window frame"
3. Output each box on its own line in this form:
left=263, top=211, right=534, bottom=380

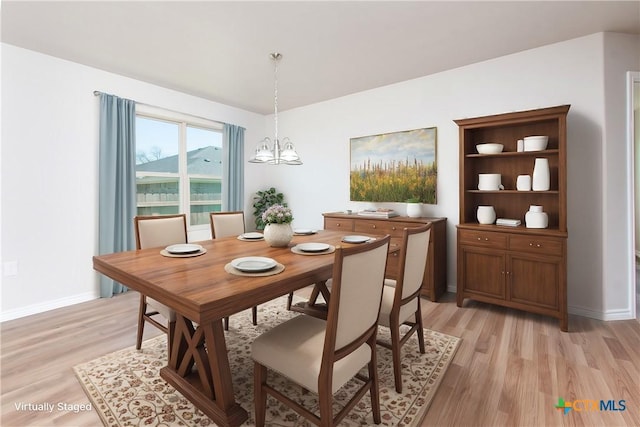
left=135, top=105, right=224, bottom=231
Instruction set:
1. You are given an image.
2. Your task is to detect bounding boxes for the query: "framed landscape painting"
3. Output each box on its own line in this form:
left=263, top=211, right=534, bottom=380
left=350, top=127, right=437, bottom=204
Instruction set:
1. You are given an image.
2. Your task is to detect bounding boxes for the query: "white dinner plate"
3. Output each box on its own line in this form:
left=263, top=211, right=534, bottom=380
left=296, top=242, right=331, bottom=253
left=341, top=235, right=371, bottom=244
left=241, top=232, right=264, bottom=240
left=293, top=228, right=316, bottom=235
left=165, top=243, right=203, bottom=254
left=231, top=257, right=277, bottom=272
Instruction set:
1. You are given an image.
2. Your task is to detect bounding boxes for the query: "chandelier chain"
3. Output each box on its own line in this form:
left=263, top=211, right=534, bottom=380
left=273, top=54, right=279, bottom=142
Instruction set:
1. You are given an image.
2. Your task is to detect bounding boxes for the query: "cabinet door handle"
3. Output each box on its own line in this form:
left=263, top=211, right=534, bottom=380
left=529, top=242, right=542, bottom=248
left=372, top=225, right=377, bottom=229
left=336, top=223, right=341, bottom=227
left=477, top=237, right=489, bottom=241
left=392, top=226, right=397, bottom=230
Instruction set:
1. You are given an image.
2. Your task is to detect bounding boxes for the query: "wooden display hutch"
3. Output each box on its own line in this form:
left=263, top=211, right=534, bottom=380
left=455, top=105, right=570, bottom=331
left=323, top=212, right=447, bottom=301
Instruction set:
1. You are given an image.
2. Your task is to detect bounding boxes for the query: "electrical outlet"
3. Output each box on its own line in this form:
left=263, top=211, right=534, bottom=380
left=4, top=261, right=18, bottom=277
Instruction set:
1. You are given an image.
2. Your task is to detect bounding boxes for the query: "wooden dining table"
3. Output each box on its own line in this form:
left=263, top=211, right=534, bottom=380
left=92, top=229, right=384, bottom=427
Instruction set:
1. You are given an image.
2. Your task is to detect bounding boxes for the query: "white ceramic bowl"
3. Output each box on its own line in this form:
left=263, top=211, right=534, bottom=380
left=476, top=143, right=504, bottom=154
left=523, top=136, right=548, bottom=151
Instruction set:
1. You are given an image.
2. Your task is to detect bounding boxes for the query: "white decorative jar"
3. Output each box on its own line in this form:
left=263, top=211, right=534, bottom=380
left=477, top=205, right=496, bottom=225
left=532, top=158, right=550, bottom=191
left=406, top=203, right=422, bottom=218
left=263, top=223, right=294, bottom=247
left=525, top=205, right=548, bottom=228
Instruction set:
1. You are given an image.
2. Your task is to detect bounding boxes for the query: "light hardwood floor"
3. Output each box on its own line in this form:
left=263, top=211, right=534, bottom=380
left=1, top=290, right=638, bottom=427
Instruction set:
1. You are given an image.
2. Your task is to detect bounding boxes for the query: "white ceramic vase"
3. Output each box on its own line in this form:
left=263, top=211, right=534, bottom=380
left=477, top=205, right=496, bottom=225
left=525, top=205, right=548, bottom=228
left=406, top=203, right=422, bottom=218
left=532, top=158, right=550, bottom=191
left=263, top=223, right=294, bottom=247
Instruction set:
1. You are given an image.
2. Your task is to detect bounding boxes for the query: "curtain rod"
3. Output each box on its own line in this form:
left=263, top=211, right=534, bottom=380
left=93, top=90, right=226, bottom=127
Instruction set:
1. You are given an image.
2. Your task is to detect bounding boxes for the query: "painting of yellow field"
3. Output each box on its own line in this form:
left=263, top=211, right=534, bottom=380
left=350, top=127, right=437, bottom=203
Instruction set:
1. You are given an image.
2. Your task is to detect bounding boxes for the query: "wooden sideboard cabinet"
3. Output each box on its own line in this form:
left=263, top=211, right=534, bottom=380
left=455, top=105, right=569, bottom=331
left=322, top=212, right=447, bottom=302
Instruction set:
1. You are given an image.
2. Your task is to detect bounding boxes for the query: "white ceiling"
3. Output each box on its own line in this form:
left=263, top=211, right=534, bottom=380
left=2, top=1, right=639, bottom=114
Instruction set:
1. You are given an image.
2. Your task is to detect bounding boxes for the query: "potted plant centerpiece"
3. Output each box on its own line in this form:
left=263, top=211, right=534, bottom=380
left=406, top=197, right=423, bottom=218
left=262, top=204, right=294, bottom=247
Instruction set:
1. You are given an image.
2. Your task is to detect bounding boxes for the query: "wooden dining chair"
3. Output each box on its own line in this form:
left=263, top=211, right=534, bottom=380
left=134, top=214, right=188, bottom=356
left=209, top=211, right=258, bottom=331
left=252, top=235, right=391, bottom=427
left=377, top=224, right=431, bottom=393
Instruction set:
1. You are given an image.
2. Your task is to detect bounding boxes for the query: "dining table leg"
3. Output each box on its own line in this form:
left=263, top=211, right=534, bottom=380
left=159, top=314, right=248, bottom=427
left=289, top=280, right=331, bottom=319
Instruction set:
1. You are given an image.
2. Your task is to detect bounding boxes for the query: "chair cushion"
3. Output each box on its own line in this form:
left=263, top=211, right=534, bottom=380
left=252, top=315, right=371, bottom=394
left=378, top=280, right=416, bottom=327
left=147, top=297, right=176, bottom=322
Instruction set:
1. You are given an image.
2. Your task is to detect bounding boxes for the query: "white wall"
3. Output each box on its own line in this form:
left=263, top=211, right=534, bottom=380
left=602, top=33, right=640, bottom=319
left=3, top=32, right=639, bottom=322
left=0, top=44, right=264, bottom=321
left=257, top=33, right=640, bottom=321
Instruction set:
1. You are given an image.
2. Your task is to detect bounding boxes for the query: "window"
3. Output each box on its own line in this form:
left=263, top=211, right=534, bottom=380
left=135, top=108, right=223, bottom=229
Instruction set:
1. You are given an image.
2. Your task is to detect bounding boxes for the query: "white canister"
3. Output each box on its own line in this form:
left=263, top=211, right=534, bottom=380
left=478, top=173, right=503, bottom=191
left=516, top=174, right=532, bottom=191
left=525, top=205, right=549, bottom=228
left=517, top=139, right=524, bottom=152
left=532, top=158, right=550, bottom=191
left=477, top=205, right=496, bottom=225
left=406, top=202, right=422, bottom=218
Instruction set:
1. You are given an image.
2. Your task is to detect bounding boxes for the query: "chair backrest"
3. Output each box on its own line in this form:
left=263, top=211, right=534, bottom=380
left=134, top=214, right=188, bottom=250
left=396, top=224, right=431, bottom=300
left=325, top=235, right=390, bottom=352
left=210, top=211, right=245, bottom=239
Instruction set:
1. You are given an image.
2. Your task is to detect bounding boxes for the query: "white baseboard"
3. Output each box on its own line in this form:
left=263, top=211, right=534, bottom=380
left=569, top=304, right=635, bottom=321
left=0, top=292, right=98, bottom=322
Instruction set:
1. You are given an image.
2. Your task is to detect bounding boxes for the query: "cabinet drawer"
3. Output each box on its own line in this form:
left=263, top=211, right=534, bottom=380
left=323, top=218, right=354, bottom=231
left=354, top=219, right=396, bottom=235
left=509, top=235, right=563, bottom=257
left=458, top=229, right=508, bottom=249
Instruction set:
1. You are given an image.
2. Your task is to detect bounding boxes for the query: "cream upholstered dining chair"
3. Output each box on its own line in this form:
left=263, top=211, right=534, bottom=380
left=134, top=214, right=187, bottom=355
left=252, top=235, right=391, bottom=427
left=209, top=211, right=246, bottom=239
left=209, top=211, right=258, bottom=331
left=377, top=224, right=431, bottom=393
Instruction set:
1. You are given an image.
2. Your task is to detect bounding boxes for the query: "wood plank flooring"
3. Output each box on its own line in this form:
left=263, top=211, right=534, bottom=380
left=1, top=290, right=638, bottom=426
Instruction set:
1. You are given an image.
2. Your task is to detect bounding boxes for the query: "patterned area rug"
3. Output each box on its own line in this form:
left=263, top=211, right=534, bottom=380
left=74, top=297, right=460, bottom=426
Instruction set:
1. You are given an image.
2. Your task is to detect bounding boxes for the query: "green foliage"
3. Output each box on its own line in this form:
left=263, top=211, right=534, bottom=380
left=350, top=158, right=437, bottom=204
left=252, top=187, right=286, bottom=230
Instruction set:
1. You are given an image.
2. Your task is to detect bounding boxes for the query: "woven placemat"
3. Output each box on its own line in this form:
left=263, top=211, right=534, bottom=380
left=160, top=248, right=207, bottom=258
left=224, top=263, right=285, bottom=276
left=290, top=245, right=336, bottom=256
